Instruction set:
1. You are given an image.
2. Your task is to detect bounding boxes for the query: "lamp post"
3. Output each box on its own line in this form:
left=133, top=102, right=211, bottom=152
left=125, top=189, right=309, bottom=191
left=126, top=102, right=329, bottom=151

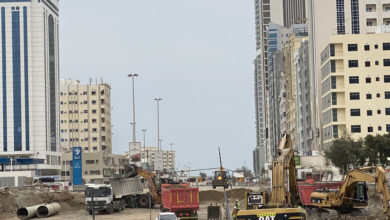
left=127, top=74, right=138, bottom=143
left=154, top=98, right=162, bottom=150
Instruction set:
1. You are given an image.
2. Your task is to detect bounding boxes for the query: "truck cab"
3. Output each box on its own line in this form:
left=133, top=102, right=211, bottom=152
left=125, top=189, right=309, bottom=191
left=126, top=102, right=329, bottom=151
left=85, top=184, right=124, bottom=214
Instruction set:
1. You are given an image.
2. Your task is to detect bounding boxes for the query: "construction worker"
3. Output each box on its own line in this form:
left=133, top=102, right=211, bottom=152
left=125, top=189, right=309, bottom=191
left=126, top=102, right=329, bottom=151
left=232, top=200, right=240, bottom=219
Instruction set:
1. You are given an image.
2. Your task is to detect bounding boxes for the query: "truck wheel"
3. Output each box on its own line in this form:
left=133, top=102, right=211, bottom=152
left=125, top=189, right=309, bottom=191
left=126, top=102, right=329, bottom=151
left=212, top=185, right=216, bottom=189
left=137, top=195, right=149, bottom=208
left=107, top=204, right=114, bottom=214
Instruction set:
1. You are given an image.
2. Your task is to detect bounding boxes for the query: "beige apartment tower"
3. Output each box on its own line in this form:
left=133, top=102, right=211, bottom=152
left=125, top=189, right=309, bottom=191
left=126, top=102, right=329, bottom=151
left=321, top=33, right=390, bottom=149
left=60, top=79, right=112, bottom=153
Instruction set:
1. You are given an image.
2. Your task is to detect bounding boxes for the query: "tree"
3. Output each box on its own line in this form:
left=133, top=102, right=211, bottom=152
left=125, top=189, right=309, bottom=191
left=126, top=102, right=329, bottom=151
left=199, top=172, right=207, bottom=179
left=325, top=132, right=365, bottom=176
left=365, top=134, right=390, bottom=166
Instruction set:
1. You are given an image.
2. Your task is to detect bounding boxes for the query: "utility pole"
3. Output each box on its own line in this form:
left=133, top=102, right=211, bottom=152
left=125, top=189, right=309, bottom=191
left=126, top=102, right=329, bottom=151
left=219, top=148, right=231, bottom=220
left=127, top=74, right=138, bottom=143
left=154, top=98, right=162, bottom=150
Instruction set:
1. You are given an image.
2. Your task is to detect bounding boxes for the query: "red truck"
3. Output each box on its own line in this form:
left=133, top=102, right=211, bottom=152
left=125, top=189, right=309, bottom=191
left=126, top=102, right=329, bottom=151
left=161, top=184, right=199, bottom=219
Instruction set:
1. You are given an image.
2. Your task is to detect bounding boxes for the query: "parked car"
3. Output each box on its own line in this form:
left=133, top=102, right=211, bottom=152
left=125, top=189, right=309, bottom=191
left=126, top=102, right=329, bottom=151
left=156, top=212, right=178, bottom=220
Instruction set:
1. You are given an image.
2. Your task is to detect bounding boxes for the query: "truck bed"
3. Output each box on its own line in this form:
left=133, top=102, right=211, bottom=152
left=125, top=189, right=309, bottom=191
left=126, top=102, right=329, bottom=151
left=161, top=185, right=199, bottom=212
left=109, top=177, right=144, bottom=198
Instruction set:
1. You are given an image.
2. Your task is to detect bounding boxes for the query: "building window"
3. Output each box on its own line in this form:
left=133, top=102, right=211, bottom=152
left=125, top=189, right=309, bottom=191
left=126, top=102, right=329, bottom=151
left=350, top=109, right=361, bottom=116
left=92, top=109, right=97, bottom=114
left=92, top=91, right=96, bottom=95
left=378, top=109, right=382, bottom=114
left=336, top=0, right=346, bottom=34
left=92, top=128, right=97, bottom=132
left=367, top=21, right=373, bottom=26
left=366, top=77, right=371, bottom=83
left=349, top=76, right=359, bottom=84
left=351, top=0, right=360, bottom=34
left=92, top=100, right=97, bottom=104
left=366, top=93, right=372, bottom=99
left=383, top=43, right=390, bottom=50
left=93, top=137, right=98, bottom=142
left=375, top=61, right=379, bottom=65
left=375, top=44, right=379, bottom=49
left=368, top=126, right=373, bottom=133
left=84, top=110, right=88, bottom=113
left=84, top=138, right=88, bottom=141
left=83, top=101, right=88, bottom=104
left=332, top=92, right=337, bottom=105
left=351, top=125, right=361, bottom=133
left=86, top=160, right=94, bottom=164
left=333, top=109, right=338, bottom=122
left=367, top=110, right=373, bottom=116
left=365, top=61, right=370, bottom=67
left=386, top=108, right=390, bottom=115
left=83, top=91, right=87, bottom=95
left=331, top=76, right=336, bottom=89
left=93, top=146, right=98, bottom=151
left=348, top=44, right=358, bottom=51
left=331, top=60, right=336, bottom=72
left=387, top=124, right=390, bottom=132
left=90, top=170, right=100, bottom=175
left=377, top=93, right=381, bottom=98
left=102, top=136, right=106, bottom=141
left=92, top=119, right=97, bottom=123
left=350, top=92, right=360, bottom=100
left=379, top=126, right=382, bottom=131
left=384, top=59, right=390, bottom=66
left=364, top=45, right=370, bottom=51
left=349, top=60, right=358, bottom=68
left=385, top=75, right=390, bottom=83
left=330, top=44, right=335, bottom=56
left=376, top=77, right=380, bottom=81
left=385, top=92, right=390, bottom=99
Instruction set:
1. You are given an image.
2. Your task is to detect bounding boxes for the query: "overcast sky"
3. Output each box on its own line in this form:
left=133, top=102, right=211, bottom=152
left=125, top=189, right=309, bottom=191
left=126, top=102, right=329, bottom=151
left=59, top=0, right=255, bottom=174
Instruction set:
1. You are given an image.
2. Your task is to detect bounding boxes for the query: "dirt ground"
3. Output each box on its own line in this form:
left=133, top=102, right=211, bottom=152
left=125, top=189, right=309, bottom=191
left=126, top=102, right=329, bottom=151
left=0, top=186, right=252, bottom=220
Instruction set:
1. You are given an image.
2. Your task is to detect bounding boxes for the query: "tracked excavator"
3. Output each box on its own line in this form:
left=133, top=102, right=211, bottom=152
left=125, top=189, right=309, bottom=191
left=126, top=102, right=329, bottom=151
left=236, top=134, right=307, bottom=220
left=308, top=166, right=390, bottom=219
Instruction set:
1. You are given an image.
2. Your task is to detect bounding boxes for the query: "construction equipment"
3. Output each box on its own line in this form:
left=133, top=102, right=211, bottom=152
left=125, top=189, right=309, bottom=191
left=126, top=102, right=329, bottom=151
left=308, top=166, right=390, bottom=219
left=236, top=134, right=307, bottom=220
left=161, top=184, right=199, bottom=219
left=212, top=149, right=232, bottom=189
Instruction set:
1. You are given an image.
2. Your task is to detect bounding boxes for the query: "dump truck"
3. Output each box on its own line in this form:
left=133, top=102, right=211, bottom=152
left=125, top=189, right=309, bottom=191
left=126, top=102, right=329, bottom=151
left=85, top=176, right=150, bottom=214
left=160, top=184, right=199, bottom=219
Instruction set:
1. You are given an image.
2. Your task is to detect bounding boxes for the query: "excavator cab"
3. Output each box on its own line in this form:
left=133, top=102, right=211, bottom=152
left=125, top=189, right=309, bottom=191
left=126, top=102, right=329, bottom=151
left=353, top=182, right=368, bottom=206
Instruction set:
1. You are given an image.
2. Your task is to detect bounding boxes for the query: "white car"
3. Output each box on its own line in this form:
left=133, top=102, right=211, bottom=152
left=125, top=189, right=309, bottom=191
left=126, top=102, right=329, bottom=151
left=156, top=212, right=178, bottom=220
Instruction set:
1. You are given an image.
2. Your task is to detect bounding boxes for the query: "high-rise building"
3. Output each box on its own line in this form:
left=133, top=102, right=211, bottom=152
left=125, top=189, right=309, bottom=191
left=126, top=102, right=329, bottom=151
left=307, top=0, right=390, bottom=151
left=295, top=40, right=313, bottom=155
left=283, top=0, right=307, bottom=28
left=59, top=79, right=112, bottom=153
left=253, top=0, right=306, bottom=177
left=139, top=147, right=175, bottom=172
left=321, top=33, right=390, bottom=149
left=0, top=0, right=60, bottom=186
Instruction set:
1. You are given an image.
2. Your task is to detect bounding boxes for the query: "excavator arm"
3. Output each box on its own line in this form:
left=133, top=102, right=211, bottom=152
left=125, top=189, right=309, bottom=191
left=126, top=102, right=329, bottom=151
left=337, top=167, right=390, bottom=218
left=137, top=170, right=161, bottom=205
left=270, top=134, right=300, bottom=207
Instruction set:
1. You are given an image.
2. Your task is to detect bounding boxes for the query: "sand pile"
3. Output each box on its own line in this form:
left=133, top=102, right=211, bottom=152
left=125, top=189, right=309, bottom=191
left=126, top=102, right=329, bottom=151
left=0, top=187, right=85, bottom=219
left=199, top=188, right=250, bottom=203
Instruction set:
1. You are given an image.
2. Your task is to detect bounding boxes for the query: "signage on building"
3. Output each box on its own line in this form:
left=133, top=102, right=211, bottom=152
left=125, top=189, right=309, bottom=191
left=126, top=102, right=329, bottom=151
left=154, top=150, right=164, bottom=171
left=72, top=147, right=83, bottom=185
left=129, top=142, right=142, bottom=167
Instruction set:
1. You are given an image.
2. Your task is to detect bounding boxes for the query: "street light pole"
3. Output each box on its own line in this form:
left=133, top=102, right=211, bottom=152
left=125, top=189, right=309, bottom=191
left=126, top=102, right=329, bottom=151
left=128, top=74, right=138, bottom=143
left=141, top=129, right=147, bottom=163
left=154, top=98, right=162, bottom=150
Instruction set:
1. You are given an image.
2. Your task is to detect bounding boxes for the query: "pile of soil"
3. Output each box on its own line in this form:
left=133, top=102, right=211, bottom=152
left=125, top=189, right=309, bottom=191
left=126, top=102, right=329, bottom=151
left=199, top=188, right=250, bottom=203
left=0, top=187, right=85, bottom=219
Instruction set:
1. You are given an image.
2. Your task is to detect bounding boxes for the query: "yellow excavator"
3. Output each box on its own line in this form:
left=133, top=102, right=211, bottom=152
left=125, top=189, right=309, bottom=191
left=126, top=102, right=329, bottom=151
left=309, top=166, right=390, bottom=219
left=236, top=134, right=307, bottom=220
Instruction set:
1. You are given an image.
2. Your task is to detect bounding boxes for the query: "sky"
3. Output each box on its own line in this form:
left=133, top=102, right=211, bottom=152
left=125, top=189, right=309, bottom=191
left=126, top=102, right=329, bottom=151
left=59, top=0, right=256, bottom=174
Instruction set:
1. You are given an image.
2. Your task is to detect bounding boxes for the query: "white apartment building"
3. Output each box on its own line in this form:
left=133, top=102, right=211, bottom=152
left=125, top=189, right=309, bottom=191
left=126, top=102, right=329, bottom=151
left=0, top=0, right=61, bottom=186
left=139, top=147, right=175, bottom=172
left=307, top=0, right=390, bottom=150
left=60, top=79, right=112, bottom=153
left=321, top=33, right=390, bottom=149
